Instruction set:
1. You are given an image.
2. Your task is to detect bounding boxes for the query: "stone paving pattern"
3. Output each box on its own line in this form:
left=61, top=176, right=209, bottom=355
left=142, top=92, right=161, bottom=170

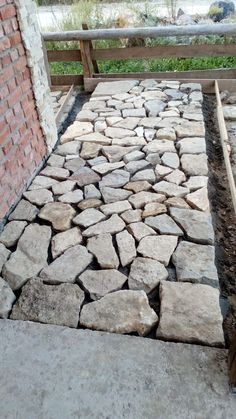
left=0, top=80, right=224, bottom=346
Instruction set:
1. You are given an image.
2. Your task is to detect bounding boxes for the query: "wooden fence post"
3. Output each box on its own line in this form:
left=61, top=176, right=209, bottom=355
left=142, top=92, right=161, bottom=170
left=41, top=35, right=51, bottom=87
left=229, top=331, right=236, bottom=393
left=80, top=23, right=99, bottom=80
left=82, top=23, right=99, bottom=73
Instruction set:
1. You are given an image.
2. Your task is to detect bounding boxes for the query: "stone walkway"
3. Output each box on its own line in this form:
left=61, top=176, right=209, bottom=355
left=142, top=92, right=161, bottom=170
left=0, top=79, right=224, bottom=347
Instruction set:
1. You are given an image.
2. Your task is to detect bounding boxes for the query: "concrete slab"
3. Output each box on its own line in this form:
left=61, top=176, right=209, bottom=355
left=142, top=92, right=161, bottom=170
left=0, top=320, right=235, bottom=419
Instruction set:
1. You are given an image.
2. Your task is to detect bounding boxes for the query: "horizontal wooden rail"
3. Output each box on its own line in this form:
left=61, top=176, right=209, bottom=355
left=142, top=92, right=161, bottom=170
left=43, top=23, right=236, bottom=42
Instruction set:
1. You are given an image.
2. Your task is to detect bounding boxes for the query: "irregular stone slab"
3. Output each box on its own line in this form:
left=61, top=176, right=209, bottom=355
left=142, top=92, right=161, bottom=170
left=155, top=164, right=173, bottom=178
left=76, top=109, right=98, bottom=122
left=223, top=105, right=236, bottom=120
left=105, top=127, right=135, bottom=139
left=9, top=199, right=38, bottom=222
left=28, top=175, right=59, bottom=191
left=141, top=91, right=168, bottom=101
left=144, top=139, right=175, bottom=154
left=58, top=189, right=84, bottom=204
left=114, top=117, right=140, bottom=131
left=83, top=100, right=106, bottom=110
left=87, top=233, right=119, bottom=269
left=92, top=80, right=139, bottom=96
left=121, top=208, right=142, bottom=224
left=64, top=157, right=85, bottom=172
left=128, top=257, right=168, bottom=294
left=75, top=132, right=111, bottom=145
left=80, top=142, right=102, bottom=159
left=61, top=121, right=93, bottom=143
left=170, top=207, right=214, bottom=245
left=177, top=137, right=206, bottom=155
left=23, top=189, right=53, bottom=206
left=92, top=161, right=125, bottom=175
left=70, top=167, right=101, bottom=187
left=78, top=199, right=102, bottom=210
left=47, top=154, right=65, bottom=168
left=164, top=88, right=184, bottom=100
left=145, top=214, right=183, bottom=236
left=40, top=166, right=70, bottom=180
left=52, top=180, right=76, bottom=195
left=0, top=221, right=27, bottom=248
left=101, top=186, right=132, bottom=204
left=0, top=244, right=11, bottom=275
left=39, top=203, right=76, bottom=231
left=87, top=156, right=107, bottom=167
left=181, top=152, right=208, bottom=175
left=11, top=280, right=84, bottom=328
left=99, top=169, right=130, bottom=189
left=83, top=214, right=125, bottom=238
left=102, top=145, right=139, bottom=162
left=186, top=186, right=210, bottom=212
left=153, top=181, right=189, bottom=198
left=156, top=281, right=224, bottom=347
left=132, top=169, right=156, bottom=183
left=56, top=141, right=81, bottom=156
left=127, top=222, right=156, bottom=242
left=112, top=136, right=146, bottom=146
left=129, top=191, right=165, bottom=209
left=79, top=269, right=127, bottom=300
left=180, top=82, right=201, bottom=92
left=183, top=112, right=203, bottom=121
left=126, top=160, right=149, bottom=174
left=139, top=116, right=162, bottom=129
left=122, top=108, right=146, bottom=118
left=73, top=208, right=106, bottom=228
left=51, top=227, right=83, bottom=259
left=124, top=181, right=151, bottom=193
left=124, top=150, right=145, bottom=163
left=164, top=169, right=186, bottom=185
left=161, top=152, right=179, bottom=169
left=80, top=290, right=158, bottom=336
left=156, top=127, right=176, bottom=141
left=166, top=197, right=190, bottom=209
left=137, top=235, right=178, bottom=266
left=40, top=245, right=92, bottom=284
left=175, top=122, right=205, bottom=138
left=0, top=277, right=16, bottom=318
left=106, top=116, right=123, bottom=126
left=100, top=200, right=131, bottom=216
left=144, top=129, right=156, bottom=142
left=84, top=184, right=101, bottom=199
left=144, top=100, right=166, bottom=117
left=142, top=202, right=167, bottom=218
left=116, top=230, right=136, bottom=267
left=172, top=241, right=218, bottom=287
left=2, top=224, right=51, bottom=290
left=159, top=110, right=179, bottom=119
left=183, top=176, right=208, bottom=191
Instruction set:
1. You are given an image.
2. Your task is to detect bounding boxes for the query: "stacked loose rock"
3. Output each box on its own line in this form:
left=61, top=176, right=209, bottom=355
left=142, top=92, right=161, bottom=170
left=0, top=80, right=224, bottom=346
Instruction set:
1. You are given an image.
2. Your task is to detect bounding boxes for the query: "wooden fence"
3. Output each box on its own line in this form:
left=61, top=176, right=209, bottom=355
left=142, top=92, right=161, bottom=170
left=42, top=23, right=236, bottom=92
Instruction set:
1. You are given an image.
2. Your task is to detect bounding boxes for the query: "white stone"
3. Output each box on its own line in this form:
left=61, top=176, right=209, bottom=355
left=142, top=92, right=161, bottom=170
left=161, top=152, right=179, bottom=169
left=155, top=164, right=173, bottom=178
left=112, top=136, right=146, bottom=146
left=52, top=180, right=76, bottom=195
left=84, top=184, right=101, bottom=199
left=145, top=214, right=183, bottom=236
left=105, top=127, right=135, bottom=139
left=70, top=167, right=101, bottom=187
left=175, top=122, right=205, bottom=138
left=132, top=169, right=156, bottom=183
left=61, top=121, right=93, bottom=143
left=29, top=176, right=59, bottom=191
left=129, top=191, right=165, bottom=209
left=181, top=154, right=208, bottom=176
left=0, top=277, right=16, bottom=318
left=73, top=208, right=106, bottom=228
left=56, top=141, right=81, bottom=156
left=144, top=139, right=175, bottom=154
left=123, top=150, right=145, bottom=163
left=142, top=203, right=167, bottom=218
left=116, top=230, right=136, bottom=267
left=120, top=209, right=142, bottom=223
left=122, top=108, right=146, bottom=118
left=75, top=132, right=111, bottom=145
left=40, top=166, right=69, bottom=180
left=92, top=80, right=139, bottom=96
left=83, top=214, right=125, bottom=238
left=0, top=244, right=11, bottom=275
left=153, top=181, right=189, bottom=197
left=79, top=269, right=127, bottom=300
left=101, top=187, right=132, bottom=204
left=76, top=110, right=98, bottom=122
left=137, top=235, right=178, bottom=266
left=156, top=128, right=176, bottom=141
left=102, top=145, right=139, bottom=162
left=99, top=170, right=130, bottom=189
left=51, top=227, right=83, bottom=259
left=177, top=137, right=206, bottom=155
left=58, top=189, right=84, bottom=204
left=92, top=161, right=125, bottom=175
left=47, top=154, right=65, bottom=168
left=87, top=233, right=119, bottom=269
left=0, top=221, right=27, bottom=248
left=164, top=169, right=186, bottom=185
left=128, top=257, right=168, bottom=294
left=127, top=222, right=156, bottom=242
left=183, top=176, right=208, bottom=191
left=126, top=160, right=149, bottom=174
left=9, top=200, right=38, bottom=222
left=100, top=200, right=131, bottom=216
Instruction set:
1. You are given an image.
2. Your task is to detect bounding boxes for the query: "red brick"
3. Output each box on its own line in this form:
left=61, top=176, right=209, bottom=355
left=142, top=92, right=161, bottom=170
left=14, top=56, right=27, bottom=73
left=0, top=84, right=9, bottom=100
left=2, top=138, right=12, bottom=155
left=11, top=16, right=18, bottom=31
left=10, top=47, right=18, bottom=62
left=0, top=126, right=11, bottom=145
left=17, top=44, right=24, bottom=56
left=9, top=30, right=21, bottom=47
left=0, top=35, right=11, bottom=52
left=7, top=76, right=16, bottom=92
left=7, top=86, right=21, bottom=107
left=0, top=65, right=14, bottom=84
left=2, top=19, right=12, bottom=35
left=0, top=4, right=15, bottom=20
left=2, top=52, right=11, bottom=66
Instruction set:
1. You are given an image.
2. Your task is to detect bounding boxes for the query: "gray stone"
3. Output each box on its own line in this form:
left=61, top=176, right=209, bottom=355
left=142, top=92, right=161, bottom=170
left=144, top=139, right=175, bottom=154
left=58, top=189, right=83, bottom=204
left=175, top=122, right=205, bottom=138
left=177, top=137, right=206, bottom=155
left=92, top=161, right=125, bottom=175
left=75, top=132, right=111, bottom=145
left=116, top=230, right=136, bottom=267
left=0, top=221, right=27, bottom=248
left=124, top=181, right=151, bottom=193
left=122, top=108, right=146, bottom=118
left=132, top=169, right=156, bottom=183
left=2, top=224, right=51, bottom=290
left=87, top=156, right=107, bottom=167
left=84, top=184, right=101, bottom=199
left=180, top=82, right=202, bottom=92
left=80, top=142, right=102, bottom=159
left=112, top=136, right=146, bottom=146
left=101, top=186, right=132, bottom=204
left=83, top=100, right=106, bottom=110
left=83, top=214, right=125, bottom=238
left=61, top=122, right=93, bottom=143
left=172, top=241, right=218, bottom=287
left=40, top=166, right=70, bottom=180
left=51, top=227, right=83, bottom=259
left=79, top=269, right=127, bottom=300
left=155, top=164, right=173, bottom=178
left=165, top=197, right=190, bottom=209
left=94, top=120, right=107, bottom=132
left=106, top=116, right=123, bottom=126
left=64, top=157, right=85, bottom=172
left=161, top=152, right=179, bottom=169
left=99, top=169, right=130, bottom=189
left=52, top=180, right=76, bottom=195
left=102, top=145, right=139, bottom=162
left=39, top=203, right=76, bottom=231
left=76, top=109, right=98, bottom=122
left=156, top=281, right=224, bottom=346
left=165, top=169, right=186, bottom=185
left=56, top=141, right=81, bottom=156
left=126, top=160, right=150, bottom=174
left=0, top=277, right=15, bottom=318
left=92, top=80, right=139, bottom=96
left=186, top=187, right=210, bottom=212
left=70, top=167, right=101, bottom=187
left=223, top=105, right=236, bottom=120
left=73, top=208, right=106, bottom=228
left=78, top=199, right=102, bottom=210
left=145, top=214, right=183, bottom=236
left=183, top=112, right=203, bottom=121
left=142, top=202, right=167, bottom=218
left=183, top=176, right=208, bottom=191
left=129, top=191, right=165, bottom=209
left=156, top=127, right=176, bottom=141
left=144, top=100, right=166, bottom=117
left=128, top=257, right=168, bottom=294
left=144, top=129, right=156, bottom=142
left=80, top=290, right=158, bottom=336
left=9, top=199, right=38, bottom=222
left=28, top=175, right=59, bottom=191
left=153, top=181, right=189, bottom=197
left=87, top=233, right=119, bottom=269
left=141, top=90, right=167, bottom=100
left=137, top=235, right=178, bottom=266
left=124, top=150, right=145, bottom=163
left=120, top=209, right=142, bottom=224
left=170, top=207, right=214, bottom=245
left=100, top=200, right=131, bottom=216
left=105, top=127, right=135, bottom=139
left=139, top=117, right=161, bottom=129
left=47, top=154, right=65, bottom=168
left=23, top=189, right=53, bottom=206
left=127, top=222, right=156, bottom=242
left=40, top=245, right=93, bottom=284
left=164, top=89, right=184, bottom=99
left=114, top=117, right=140, bottom=131
left=11, top=280, right=84, bottom=328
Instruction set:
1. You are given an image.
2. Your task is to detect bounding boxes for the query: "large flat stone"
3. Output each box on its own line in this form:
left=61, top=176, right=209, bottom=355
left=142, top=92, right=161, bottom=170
left=102, top=145, right=139, bottom=162
left=128, top=257, right=168, bottom=294
left=186, top=186, right=210, bottom=212
left=92, top=80, right=138, bottom=96
left=172, top=241, right=218, bottom=287
left=100, top=186, right=132, bottom=203
left=9, top=199, right=38, bottom=222
left=137, top=235, right=178, bottom=266
left=28, top=175, right=59, bottom=191
left=87, top=233, right=119, bottom=269
left=145, top=214, right=183, bottom=236
left=23, top=189, right=53, bottom=206
left=83, top=214, right=125, bottom=238
left=99, top=169, right=130, bottom=188
left=0, top=221, right=27, bottom=248
left=73, top=208, right=106, bottom=228
left=70, top=167, right=101, bottom=187
left=100, top=200, right=131, bottom=216
left=79, top=269, right=127, bottom=300
left=2, top=224, right=51, bottom=290
left=51, top=227, right=83, bottom=259
left=156, top=281, right=224, bottom=347
left=80, top=290, right=158, bottom=336
left=153, top=181, right=189, bottom=198
left=116, top=230, right=136, bottom=267
left=38, top=203, right=76, bottom=231
left=40, top=166, right=70, bottom=180
left=11, top=280, right=84, bottom=328
left=40, top=245, right=93, bottom=284
left=177, top=137, right=206, bottom=155
left=127, top=222, right=156, bottom=242
left=175, top=121, right=205, bottom=138
left=181, top=154, right=208, bottom=176
left=61, top=121, right=93, bottom=142
left=129, top=191, right=165, bottom=209
left=75, top=132, right=111, bottom=145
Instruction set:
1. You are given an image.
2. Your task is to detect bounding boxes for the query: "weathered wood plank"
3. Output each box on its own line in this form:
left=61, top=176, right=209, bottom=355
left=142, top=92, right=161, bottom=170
left=80, top=39, right=94, bottom=79
left=47, top=49, right=82, bottom=62
left=55, top=85, right=74, bottom=127
left=51, top=74, right=83, bottom=86
left=82, top=23, right=99, bottom=73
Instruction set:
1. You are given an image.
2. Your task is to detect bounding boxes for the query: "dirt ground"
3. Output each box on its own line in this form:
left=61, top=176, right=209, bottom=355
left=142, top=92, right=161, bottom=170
left=204, top=95, right=236, bottom=346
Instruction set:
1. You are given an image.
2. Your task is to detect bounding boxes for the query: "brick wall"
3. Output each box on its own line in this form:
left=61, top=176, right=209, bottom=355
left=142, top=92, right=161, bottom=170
left=0, top=0, right=48, bottom=220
